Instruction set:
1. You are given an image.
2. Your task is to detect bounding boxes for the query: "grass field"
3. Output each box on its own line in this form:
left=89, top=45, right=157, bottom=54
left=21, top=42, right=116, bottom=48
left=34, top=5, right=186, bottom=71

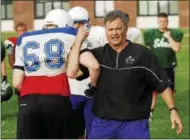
left=1, top=28, right=189, bottom=139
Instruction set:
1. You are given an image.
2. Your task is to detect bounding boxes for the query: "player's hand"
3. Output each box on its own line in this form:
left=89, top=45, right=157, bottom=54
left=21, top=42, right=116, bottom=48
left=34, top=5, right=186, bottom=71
left=75, top=26, right=89, bottom=45
left=170, top=109, right=183, bottom=135
left=163, top=31, right=171, bottom=39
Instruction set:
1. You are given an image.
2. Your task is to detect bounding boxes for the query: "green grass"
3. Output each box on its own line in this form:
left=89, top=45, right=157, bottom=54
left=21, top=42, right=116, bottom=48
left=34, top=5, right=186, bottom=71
left=1, top=29, right=189, bottom=139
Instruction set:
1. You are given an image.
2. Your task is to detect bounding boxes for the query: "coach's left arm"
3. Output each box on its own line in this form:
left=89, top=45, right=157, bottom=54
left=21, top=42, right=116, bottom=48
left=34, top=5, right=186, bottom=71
left=145, top=51, right=183, bottom=135
left=161, top=88, right=183, bottom=135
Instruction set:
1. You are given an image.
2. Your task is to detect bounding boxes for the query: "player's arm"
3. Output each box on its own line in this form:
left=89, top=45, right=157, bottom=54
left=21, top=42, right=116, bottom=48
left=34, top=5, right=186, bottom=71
left=7, top=49, right=15, bottom=68
left=4, top=39, right=15, bottom=68
left=164, top=31, right=184, bottom=53
left=13, top=41, right=25, bottom=91
left=13, top=69, right=25, bottom=91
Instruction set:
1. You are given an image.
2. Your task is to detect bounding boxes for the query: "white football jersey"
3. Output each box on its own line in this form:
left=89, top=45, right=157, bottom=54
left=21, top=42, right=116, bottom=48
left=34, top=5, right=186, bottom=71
left=15, top=27, right=87, bottom=77
left=69, top=26, right=108, bottom=96
left=127, top=27, right=143, bottom=44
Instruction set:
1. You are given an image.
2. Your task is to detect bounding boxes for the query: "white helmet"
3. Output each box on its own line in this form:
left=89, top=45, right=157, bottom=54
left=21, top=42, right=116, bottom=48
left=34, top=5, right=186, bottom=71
left=68, top=6, right=89, bottom=23
left=44, top=9, right=73, bottom=28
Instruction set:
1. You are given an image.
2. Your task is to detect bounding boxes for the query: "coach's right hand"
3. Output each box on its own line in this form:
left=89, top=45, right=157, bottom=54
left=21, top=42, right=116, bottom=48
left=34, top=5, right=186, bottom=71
left=75, top=26, right=89, bottom=45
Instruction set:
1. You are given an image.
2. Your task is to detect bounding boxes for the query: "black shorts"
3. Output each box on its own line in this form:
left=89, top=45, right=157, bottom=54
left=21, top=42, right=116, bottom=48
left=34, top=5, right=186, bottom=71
left=164, top=68, right=175, bottom=90
left=17, top=95, right=73, bottom=139
left=68, top=108, right=85, bottom=138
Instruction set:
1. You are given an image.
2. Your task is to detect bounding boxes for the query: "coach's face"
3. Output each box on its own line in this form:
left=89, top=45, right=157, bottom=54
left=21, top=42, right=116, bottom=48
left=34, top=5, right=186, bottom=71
left=105, top=18, right=127, bottom=47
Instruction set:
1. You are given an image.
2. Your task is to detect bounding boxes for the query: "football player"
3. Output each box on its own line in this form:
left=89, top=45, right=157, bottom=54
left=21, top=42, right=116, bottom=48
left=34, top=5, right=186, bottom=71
left=4, top=23, right=27, bottom=68
left=125, top=13, right=143, bottom=44
left=13, top=9, right=89, bottom=139
left=127, top=27, right=143, bottom=44
left=68, top=6, right=108, bottom=138
left=144, top=13, right=184, bottom=121
left=1, top=42, right=13, bottom=102
left=3, top=23, right=27, bottom=102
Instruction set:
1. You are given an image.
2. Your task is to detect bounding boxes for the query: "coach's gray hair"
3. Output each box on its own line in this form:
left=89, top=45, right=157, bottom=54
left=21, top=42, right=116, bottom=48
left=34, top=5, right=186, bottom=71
left=104, top=10, right=128, bottom=27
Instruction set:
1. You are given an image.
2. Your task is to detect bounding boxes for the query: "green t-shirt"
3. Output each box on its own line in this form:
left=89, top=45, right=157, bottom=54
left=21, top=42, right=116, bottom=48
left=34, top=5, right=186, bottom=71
left=1, top=42, right=6, bottom=62
left=144, top=29, right=184, bottom=68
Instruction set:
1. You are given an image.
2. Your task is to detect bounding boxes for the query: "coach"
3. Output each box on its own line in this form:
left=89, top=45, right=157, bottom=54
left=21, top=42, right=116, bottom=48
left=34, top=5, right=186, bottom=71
left=67, top=10, right=183, bottom=139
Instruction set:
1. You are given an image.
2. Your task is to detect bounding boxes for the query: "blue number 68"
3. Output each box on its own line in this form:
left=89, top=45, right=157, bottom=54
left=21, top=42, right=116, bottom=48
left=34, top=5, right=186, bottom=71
left=23, top=39, right=65, bottom=72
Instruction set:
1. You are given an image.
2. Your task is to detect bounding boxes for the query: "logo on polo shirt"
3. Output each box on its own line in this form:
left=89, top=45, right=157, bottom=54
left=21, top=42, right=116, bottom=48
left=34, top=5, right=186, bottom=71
left=125, top=56, right=135, bottom=64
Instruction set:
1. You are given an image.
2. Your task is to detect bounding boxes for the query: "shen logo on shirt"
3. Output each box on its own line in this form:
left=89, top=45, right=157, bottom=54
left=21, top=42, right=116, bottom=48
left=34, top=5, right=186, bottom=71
left=125, top=56, right=135, bottom=64
left=153, top=38, right=170, bottom=48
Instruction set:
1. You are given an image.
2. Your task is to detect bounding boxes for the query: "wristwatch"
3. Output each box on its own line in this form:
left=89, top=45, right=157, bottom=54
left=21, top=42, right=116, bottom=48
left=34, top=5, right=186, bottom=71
left=169, top=107, right=178, bottom=113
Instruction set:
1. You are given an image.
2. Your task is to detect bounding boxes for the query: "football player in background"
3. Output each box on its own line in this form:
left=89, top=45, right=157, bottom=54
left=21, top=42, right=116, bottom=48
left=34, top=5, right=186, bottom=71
left=3, top=23, right=27, bottom=103
left=1, top=42, right=13, bottom=102
left=4, top=23, right=27, bottom=68
left=144, top=13, right=184, bottom=121
left=125, top=13, right=143, bottom=44
left=68, top=6, right=108, bottom=138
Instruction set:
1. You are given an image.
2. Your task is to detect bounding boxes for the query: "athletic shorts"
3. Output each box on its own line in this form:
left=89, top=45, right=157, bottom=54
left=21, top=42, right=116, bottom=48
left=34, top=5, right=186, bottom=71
left=89, top=117, right=150, bottom=139
left=153, top=68, right=175, bottom=94
left=17, top=94, right=72, bottom=139
left=164, top=68, right=175, bottom=90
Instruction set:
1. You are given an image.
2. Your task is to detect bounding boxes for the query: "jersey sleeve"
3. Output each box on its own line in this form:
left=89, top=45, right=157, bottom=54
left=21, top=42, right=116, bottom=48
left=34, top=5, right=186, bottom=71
left=14, top=37, right=24, bottom=71
left=173, top=30, right=184, bottom=42
left=4, top=38, right=17, bottom=55
left=4, top=38, right=15, bottom=48
left=1, top=42, right=6, bottom=62
left=144, top=51, right=171, bottom=93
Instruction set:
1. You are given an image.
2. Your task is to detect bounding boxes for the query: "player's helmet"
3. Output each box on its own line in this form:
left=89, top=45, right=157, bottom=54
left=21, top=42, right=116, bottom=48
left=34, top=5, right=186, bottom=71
left=44, top=9, right=73, bottom=28
left=68, top=6, right=90, bottom=28
left=1, top=82, right=13, bottom=102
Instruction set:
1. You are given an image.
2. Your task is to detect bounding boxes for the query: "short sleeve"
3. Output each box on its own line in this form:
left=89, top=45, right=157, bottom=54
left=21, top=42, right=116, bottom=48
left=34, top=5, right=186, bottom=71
left=144, top=51, right=171, bottom=93
left=174, top=30, right=184, bottom=42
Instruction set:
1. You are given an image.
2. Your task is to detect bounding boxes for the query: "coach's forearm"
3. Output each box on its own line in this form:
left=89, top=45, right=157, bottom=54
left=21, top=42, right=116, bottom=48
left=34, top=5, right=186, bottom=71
left=66, top=41, right=82, bottom=78
left=161, top=87, right=176, bottom=109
